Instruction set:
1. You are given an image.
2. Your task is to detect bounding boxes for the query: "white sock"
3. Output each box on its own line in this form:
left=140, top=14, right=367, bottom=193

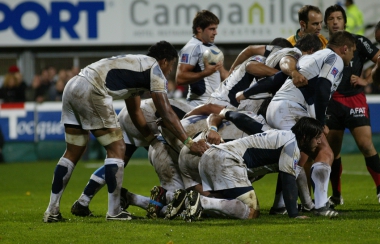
left=46, top=157, right=75, bottom=214
left=200, top=196, right=251, bottom=219
left=311, top=162, right=331, bottom=209
left=105, top=158, right=124, bottom=216
left=272, top=192, right=285, bottom=208
left=296, top=166, right=314, bottom=209
left=129, top=192, right=150, bottom=210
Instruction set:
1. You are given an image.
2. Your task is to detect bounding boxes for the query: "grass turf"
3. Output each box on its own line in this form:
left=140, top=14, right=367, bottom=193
left=0, top=154, right=379, bottom=243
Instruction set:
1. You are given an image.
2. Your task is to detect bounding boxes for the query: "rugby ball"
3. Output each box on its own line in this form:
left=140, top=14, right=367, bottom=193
left=203, top=47, right=224, bottom=65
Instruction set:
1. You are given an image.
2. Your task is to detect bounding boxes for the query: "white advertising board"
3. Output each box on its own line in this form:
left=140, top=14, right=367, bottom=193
left=0, top=0, right=311, bottom=46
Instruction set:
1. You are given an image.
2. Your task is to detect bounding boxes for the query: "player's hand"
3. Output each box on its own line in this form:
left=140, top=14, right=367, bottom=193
left=292, top=71, right=308, bottom=87
left=294, top=215, right=309, bottom=219
left=190, top=139, right=210, bottom=156
left=350, top=75, right=367, bottom=87
left=156, top=118, right=164, bottom=127
left=235, top=91, right=246, bottom=103
left=203, top=58, right=222, bottom=76
left=206, top=130, right=224, bottom=145
left=323, top=125, right=329, bottom=136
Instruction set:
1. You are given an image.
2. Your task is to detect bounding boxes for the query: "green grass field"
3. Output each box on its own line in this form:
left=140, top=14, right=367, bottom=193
left=1, top=154, right=379, bottom=244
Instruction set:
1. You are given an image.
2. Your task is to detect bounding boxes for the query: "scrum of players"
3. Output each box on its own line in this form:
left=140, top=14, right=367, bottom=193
left=44, top=4, right=380, bottom=222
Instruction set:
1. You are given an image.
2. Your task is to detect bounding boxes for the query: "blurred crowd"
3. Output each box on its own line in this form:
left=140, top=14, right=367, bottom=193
left=0, top=64, right=188, bottom=103
left=0, top=65, right=80, bottom=103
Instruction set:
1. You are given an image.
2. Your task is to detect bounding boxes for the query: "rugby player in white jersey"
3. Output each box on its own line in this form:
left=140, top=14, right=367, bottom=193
left=70, top=98, right=193, bottom=217
left=234, top=34, right=323, bottom=212
left=43, top=41, right=209, bottom=223
left=164, top=103, right=273, bottom=220
left=100, top=109, right=258, bottom=219
left=180, top=117, right=324, bottom=221
left=176, top=10, right=228, bottom=107
left=265, top=31, right=356, bottom=217
left=182, top=38, right=292, bottom=117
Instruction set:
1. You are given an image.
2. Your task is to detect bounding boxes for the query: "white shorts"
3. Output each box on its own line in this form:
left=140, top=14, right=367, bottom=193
left=118, top=107, right=159, bottom=147
left=61, top=76, right=119, bottom=130
left=206, top=97, right=236, bottom=109
left=178, top=145, right=202, bottom=189
left=238, top=98, right=266, bottom=114
left=266, top=100, right=310, bottom=130
left=199, top=147, right=251, bottom=192
left=148, top=140, right=184, bottom=191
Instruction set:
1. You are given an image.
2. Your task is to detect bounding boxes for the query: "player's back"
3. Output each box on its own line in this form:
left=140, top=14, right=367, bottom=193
left=273, top=49, right=343, bottom=106
left=80, top=54, right=166, bottom=100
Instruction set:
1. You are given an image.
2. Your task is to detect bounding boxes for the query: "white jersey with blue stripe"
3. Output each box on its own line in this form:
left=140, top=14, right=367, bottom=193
left=272, top=48, right=344, bottom=118
left=211, top=55, right=266, bottom=107
left=179, top=37, right=222, bottom=103
left=79, top=54, right=167, bottom=100
left=214, top=129, right=300, bottom=176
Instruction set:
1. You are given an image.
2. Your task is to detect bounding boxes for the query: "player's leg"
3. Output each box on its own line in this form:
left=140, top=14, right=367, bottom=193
left=146, top=139, right=185, bottom=218
left=351, top=125, right=380, bottom=202
left=199, top=191, right=258, bottom=220
left=91, top=127, right=129, bottom=219
left=326, top=129, right=344, bottom=205
left=71, top=143, right=138, bottom=216
left=310, top=137, right=338, bottom=217
left=44, top=125, right=88, bottom=222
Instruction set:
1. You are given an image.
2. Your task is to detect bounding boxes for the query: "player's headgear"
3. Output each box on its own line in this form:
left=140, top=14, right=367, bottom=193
left=147, top=41, right=178, bottom=62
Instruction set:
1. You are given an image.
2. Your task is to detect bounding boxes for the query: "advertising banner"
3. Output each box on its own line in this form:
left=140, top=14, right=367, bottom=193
left=0, top=0, right=311, bottom=46
left=1, top=97, right=380, bottom=142
left=0, top=101, right=125, bottom=141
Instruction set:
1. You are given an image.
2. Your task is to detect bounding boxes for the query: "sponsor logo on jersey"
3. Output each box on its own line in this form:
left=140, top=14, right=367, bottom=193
left=359, top=37, right=374, bottom=54
left=253, top=56, right=264, bottom=62
left=181, top=54, right=189, bottom=63
left=350, top=107, right=367, bottom=117
left=331, top=67, right=339, bottom=78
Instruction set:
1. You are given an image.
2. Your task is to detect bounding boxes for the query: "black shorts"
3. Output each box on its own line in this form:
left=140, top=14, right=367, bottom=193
left=326, top=92, right=370, bottom=130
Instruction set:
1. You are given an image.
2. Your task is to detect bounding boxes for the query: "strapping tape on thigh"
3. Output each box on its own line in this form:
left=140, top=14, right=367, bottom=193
left=65, top=133, right=88, bottom=146
left=97, top=128, right=123, bottom=146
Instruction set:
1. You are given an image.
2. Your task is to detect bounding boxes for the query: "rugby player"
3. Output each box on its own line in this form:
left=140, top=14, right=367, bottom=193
left=181, top=117, right=324, bottom=221
left=43, top=41, right=208, bottom=223
left=265, top=31, right=355, bottom=217
left=70, top=98, right=192, bottom=217
left=176, top=10, right=228, bottom=107
left=323, top=5, right=380, bottom=207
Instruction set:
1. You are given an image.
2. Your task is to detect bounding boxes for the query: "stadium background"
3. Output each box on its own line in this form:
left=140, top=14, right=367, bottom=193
left=0, top=0, right=379, bottom=162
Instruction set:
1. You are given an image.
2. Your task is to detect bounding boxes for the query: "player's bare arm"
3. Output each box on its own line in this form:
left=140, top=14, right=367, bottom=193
left=350, top=74, right=371, bottom=87
left=125, top=96, right=154, bottom=141
left=372, top=55, right=380, bottom=84
left=176, top=61, right=221, bottom=86
left=245, top=61, right=278, bottom=78
left=183, top=103, right=225, bottom=118
left=280, top=56, right=307, bottom=87
left=206, top=113, right=224, bottom=145
left=229, top=45, right=266, bottom=73
left=151, top=92, right=209, bottom=155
